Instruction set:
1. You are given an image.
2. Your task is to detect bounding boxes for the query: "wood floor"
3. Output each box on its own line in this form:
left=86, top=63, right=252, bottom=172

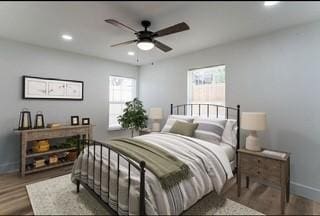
left=0, top=166, right=319, bottom=215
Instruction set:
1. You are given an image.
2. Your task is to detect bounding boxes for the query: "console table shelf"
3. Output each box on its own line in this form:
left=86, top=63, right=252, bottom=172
left=25, top=161, right=75, bottom=174
left=15, top=125, right=93, bottom=176
left=26, top=147, right=77, bottom=158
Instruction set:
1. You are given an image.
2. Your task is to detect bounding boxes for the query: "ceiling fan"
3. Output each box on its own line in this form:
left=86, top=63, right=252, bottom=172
left=105, top=19, right=190, bottom=52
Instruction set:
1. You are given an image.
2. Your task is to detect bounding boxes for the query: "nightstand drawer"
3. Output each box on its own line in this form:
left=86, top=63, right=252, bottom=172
left=239, top=153, right=281, bottom=184
left=260, top=158, right=281, bottom=184
left=240, top=153, right=261, bottom=165
left=240, top=154, right=260, bottom=177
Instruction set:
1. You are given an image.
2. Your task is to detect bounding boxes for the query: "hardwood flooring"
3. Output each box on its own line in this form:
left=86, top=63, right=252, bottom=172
left=224, top=178, right=320, bottom=215
left=0, top=166, right=72, bottom=215
left=0, top=166, right=319, bottom=215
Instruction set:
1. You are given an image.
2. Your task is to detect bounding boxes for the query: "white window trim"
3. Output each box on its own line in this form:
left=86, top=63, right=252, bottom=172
left=187, top=64, right=226, bottom=105
left=107, top=126, right=123, bottom=131
left=108, top=75, right=137, bottom=130
left=187, top=69, right=193, bottom=105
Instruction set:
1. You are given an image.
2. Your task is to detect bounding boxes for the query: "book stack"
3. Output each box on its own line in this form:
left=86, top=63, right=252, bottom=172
left=33, top=158, right=46, bottom=168
left=261, top=150, right=286, bottom=159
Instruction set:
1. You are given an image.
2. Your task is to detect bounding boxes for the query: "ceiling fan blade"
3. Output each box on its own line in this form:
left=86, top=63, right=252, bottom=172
left=153, top=22, right=190, bottom=38
left=111, top=39, right=137, bottom=47
left=105, top=19, right=138, bottom=33
left=154, top=40, right=172, bottom=52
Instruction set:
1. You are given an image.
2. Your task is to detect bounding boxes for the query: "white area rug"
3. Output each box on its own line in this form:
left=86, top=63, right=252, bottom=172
left=26, top=174, right=263, bottom=215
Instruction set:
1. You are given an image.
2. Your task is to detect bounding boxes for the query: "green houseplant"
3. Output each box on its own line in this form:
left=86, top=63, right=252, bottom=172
left=117, top=98, right=148, bottom=137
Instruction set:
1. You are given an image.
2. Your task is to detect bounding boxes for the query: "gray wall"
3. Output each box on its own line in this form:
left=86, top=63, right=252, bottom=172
left=139, top=20, right=320, bottom=201
left=0, top=38, right=138, bottom=172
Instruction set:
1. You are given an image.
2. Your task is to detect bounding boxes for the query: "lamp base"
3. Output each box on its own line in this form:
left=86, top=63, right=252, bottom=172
left=245, top=131, right=262, bottom=152
left=151, top=122, right=161, bottom=132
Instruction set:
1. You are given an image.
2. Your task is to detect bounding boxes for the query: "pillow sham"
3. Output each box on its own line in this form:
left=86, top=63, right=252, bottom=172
left=161, top=115, right=194, bottom=133
left=221, top=119, right=238, bottom=148
left=193, top=117, right=227, bottom=144
left=169, top=121, right=199, bottom=137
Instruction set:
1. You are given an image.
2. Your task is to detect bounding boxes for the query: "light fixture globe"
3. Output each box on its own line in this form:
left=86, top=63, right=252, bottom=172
left=137, top=39, right=154, bottom=51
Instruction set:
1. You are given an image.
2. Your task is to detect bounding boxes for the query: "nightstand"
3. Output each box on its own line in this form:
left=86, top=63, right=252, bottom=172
left=237, top=148, right=290, bottom=214
left=139, top=128, right=152, bottom=136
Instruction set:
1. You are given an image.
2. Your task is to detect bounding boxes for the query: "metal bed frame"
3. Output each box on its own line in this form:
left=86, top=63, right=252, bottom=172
left=75, top=103, right=240, bottom=215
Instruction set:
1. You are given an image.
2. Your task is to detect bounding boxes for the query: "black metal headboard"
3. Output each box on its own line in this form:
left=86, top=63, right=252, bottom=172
left=170, top=103, right=240, bottom=157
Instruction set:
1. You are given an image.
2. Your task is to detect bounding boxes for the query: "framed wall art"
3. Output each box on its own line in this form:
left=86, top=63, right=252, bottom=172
left=71, top=116, right=80, bottom=125
left=82, top=118, right=90, bottom=125
left=23, top=76, right=84, bottom=100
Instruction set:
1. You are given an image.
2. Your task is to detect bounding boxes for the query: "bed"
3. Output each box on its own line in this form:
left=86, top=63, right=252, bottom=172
left=71, top=104, right=240, bottom=215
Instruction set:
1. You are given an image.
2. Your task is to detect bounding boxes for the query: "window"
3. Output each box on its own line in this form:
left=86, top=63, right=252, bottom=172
left=109, top=76, right=136, bottom=129
left=187, top=65, right=226, bottom=116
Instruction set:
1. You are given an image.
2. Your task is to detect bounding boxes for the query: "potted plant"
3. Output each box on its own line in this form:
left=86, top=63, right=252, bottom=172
left=117, top=98, right=148, bottom=137
left=62, top=137, right=83, bottom=161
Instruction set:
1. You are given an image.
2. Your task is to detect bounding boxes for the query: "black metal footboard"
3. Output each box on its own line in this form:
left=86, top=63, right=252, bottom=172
left=75, top=139, right=146, bottom=215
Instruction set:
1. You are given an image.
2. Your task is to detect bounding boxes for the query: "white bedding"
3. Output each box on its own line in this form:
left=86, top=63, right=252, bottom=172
left=72, top=132, right=233, bottom=215
left=220, top=142, right=236, bottom=162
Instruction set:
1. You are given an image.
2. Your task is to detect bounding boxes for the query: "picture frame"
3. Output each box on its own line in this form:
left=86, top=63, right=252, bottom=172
left=23, top=76, right=84, bottom=100
left=71, top=116, right=79, bottom=126
left=82, top=118, right=90, bottom=125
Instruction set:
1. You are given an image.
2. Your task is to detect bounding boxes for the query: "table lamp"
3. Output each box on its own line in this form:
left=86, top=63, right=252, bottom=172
left=241, top=112, right=267, bottom=151
left=149, top=107, right=163, bottom=132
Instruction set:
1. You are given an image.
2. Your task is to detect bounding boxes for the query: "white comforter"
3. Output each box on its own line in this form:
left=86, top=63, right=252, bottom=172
left=71, top=132, right=233, bottom=215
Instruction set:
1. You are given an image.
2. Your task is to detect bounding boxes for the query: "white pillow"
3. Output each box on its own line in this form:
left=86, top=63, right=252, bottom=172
left=193, top=117, right=227, bottom=144
left=161, top=115, right=194, bottom=133
left=221, top=119, right=238, bottom=148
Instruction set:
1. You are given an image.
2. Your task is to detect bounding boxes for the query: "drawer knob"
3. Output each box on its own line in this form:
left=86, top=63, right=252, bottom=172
left=258, top=160, right=261, bottom=163
left=257, top=171, right=260, bottom=174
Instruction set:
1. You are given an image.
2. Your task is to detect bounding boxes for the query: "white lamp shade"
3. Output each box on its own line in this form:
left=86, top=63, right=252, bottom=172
left=149, top=108, right=163, bottom=120
left=241, top=112, right=267, bottom=131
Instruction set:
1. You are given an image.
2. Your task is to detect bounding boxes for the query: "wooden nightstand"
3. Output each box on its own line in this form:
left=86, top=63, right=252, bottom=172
left=237, top=148, right=290, bottom=214
left=139, top=128, right=152, bottom=136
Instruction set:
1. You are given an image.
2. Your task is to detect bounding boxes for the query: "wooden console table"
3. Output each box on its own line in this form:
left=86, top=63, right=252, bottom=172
left=15, top=125, right=93, bottom=176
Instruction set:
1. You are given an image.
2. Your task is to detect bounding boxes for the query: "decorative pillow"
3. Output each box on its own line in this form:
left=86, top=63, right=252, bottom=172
left=170, top=115, right=194, bottom=122
left=169, top=121, right=199, bottom=137
left=221, top=119, right=238, bottom=148
left=193, top=117, right=227, bottom=144
left=161, top=115, right=194, bottom=133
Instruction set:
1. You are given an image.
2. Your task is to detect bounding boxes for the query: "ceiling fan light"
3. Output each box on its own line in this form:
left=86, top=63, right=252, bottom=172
left=137, top=41, right=154, bottom=51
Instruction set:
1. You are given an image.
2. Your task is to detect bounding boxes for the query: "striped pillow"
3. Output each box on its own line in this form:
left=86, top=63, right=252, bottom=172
left=193, top=118, right=227, bottom=144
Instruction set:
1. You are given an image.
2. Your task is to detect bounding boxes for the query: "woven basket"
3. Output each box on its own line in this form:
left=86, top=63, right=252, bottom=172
left=32, top=140, right=50, bottom=153
left=66, top=151, right=77, bottom=161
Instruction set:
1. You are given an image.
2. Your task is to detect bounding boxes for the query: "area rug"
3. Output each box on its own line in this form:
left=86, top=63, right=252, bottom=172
left=26, top=174, right=263, bottom=215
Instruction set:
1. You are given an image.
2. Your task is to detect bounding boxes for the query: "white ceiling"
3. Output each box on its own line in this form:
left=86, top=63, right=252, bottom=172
left=1, top=1, right=320, bottom=65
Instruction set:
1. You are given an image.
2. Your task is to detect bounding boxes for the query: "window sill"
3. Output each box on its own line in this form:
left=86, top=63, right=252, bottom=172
left=108, top=126, right=124, bottom=131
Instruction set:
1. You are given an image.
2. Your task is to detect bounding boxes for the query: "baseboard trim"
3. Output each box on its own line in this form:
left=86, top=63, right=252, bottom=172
left=0, top=162, right=19, bottom=173
left=291, top=181, right=320, bottom=202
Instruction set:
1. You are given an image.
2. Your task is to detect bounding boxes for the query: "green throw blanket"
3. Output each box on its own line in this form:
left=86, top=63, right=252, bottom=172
left=107, top=138, right=190, bottom=190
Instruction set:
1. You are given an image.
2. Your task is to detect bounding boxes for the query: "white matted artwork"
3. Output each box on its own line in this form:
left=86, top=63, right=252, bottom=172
left=66, top=82, right=82, bottom=98
left=27, top=79, right=47, bottom=97
left=48, top=81, right=66, bottom=97
left=23, top=76, right=83, bottom=100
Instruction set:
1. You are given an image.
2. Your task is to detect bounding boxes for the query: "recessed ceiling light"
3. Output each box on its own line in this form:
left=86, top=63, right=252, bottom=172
left=264, top=1, right=280, bottom=7
left=128, top=51, right=135, bottom=56
left=61, top=34, right=73, bottom=41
